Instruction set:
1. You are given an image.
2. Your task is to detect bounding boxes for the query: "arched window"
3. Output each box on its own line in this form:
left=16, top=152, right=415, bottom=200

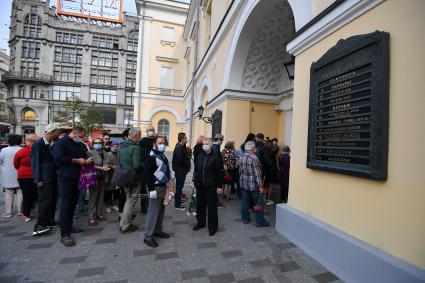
left=127, top=31, right=138, bottom=51
left=19, top=85, right=26, bottom=98
left=30, top=86, right=38, bottom=98
left=157, top=119, right=170, bottom=140
left=25, top=14, right=41, bottom=26
left=23, top=13, right=42, bottom=38
left=22, top=108, right=36, bottom=121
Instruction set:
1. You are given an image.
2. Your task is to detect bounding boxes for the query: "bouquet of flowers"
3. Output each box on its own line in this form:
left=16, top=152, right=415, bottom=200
left=253, top=193, right=266, bottom=213
left=186, top=146, right=193, bottom=159
left=164, top=171, right=176, bottom=205
left=186, top=183, right=197, bottom=217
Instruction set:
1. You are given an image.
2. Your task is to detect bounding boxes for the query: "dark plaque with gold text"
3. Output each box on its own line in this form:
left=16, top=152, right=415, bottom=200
left=307, top=31, right=389, bottom=180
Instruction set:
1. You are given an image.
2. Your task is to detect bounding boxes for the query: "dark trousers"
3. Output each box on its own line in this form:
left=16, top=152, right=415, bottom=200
left=18, top=179, right=37, bottom=217
left=118, top=187, right=126, bottom=212
left=59, top=177, right=79, bottom=237
left=140, top=181, right=148, bottom=213
left=36, top=181, right=57, bottom=226
left=241, top=190, right=267, bottom=225
left=196, top=184, right=218, bottom=233
left=280, top=184, right=289, bottom=203
left=174, top=170, right=187, bottom=208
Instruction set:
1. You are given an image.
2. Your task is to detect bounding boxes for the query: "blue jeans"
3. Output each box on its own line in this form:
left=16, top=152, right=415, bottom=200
left=241, top=189, right=267, bottom=225
left=174, top=170, right=187, bottom=208
left=58, top=177, right=79, bottom=237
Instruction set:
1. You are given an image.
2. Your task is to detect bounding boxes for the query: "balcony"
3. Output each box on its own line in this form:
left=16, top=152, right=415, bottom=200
left=1, top=71, right=53, bottom=84
left=149, top=87, right=183, bottom=97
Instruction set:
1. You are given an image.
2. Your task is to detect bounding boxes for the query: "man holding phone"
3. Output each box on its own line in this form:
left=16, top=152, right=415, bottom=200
left=53, top=126, right=93, bottom=247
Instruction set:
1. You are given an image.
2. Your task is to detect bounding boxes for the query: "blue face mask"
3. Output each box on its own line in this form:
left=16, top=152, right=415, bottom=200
left=93, top=144, right=103, bottom=150
left=157, top=144, right=166, bottom=152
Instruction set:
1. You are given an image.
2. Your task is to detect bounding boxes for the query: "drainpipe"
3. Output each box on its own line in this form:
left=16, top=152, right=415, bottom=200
left=189, top=0, right=200, bottom=146
left=136, top=1, right=146, bottom=128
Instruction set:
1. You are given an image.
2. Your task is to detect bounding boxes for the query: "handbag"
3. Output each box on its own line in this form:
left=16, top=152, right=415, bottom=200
left=79, top=163, right=98, bottom=190
left=111, top=150, right=136, bottom=188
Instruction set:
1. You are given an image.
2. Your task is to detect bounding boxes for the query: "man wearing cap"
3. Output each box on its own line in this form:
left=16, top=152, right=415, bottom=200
left=31, top=124, right=61, bottom=236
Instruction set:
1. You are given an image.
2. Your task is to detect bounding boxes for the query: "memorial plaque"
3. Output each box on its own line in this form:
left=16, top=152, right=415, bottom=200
left=307, top=31, right=389, bottom=180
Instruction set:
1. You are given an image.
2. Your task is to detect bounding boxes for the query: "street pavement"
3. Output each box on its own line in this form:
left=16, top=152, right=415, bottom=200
left=0, top=181, right=342, bottom=283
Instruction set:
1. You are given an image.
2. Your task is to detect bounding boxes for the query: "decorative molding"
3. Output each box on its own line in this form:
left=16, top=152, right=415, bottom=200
left=143, top=105, right=184, bottom=124
left=140, top=93, right=184, bottom=101
left=287, top=0, right=385, bottom=56
left=156, top=56, right=178, bottom=63
left=197, top=76, right=213, bottom=107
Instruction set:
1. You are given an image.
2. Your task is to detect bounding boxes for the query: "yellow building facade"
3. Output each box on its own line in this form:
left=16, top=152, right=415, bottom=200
left=135, top=0, right=425, bottom=281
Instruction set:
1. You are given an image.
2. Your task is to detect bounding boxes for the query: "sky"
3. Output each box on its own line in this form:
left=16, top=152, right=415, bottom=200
left=0, top=0, right=140, bottom=54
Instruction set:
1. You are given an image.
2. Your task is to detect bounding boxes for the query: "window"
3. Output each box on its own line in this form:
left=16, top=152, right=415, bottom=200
left=162, top=27, right=174, bottom=42
left=92, top=51, right=118, bottom=68
left=30, top=86, right=38, bottom=98
left=19, top=85, right=25, bottom=98
left=23, top=109, right=36, bottom=121
left=90, top=69, right=118, bottom=86
left=160, top=66, right=174, bottom=89
left=90, top=88, right=117, bottom=104
left=53, top=65, right=81, bottom=82
left=124, top=109, right=133, bottom=126
left=56, top=32, right=84, bottom=45
left=126, top=54, right=137, bottom=70
left=126, top=72, right=136, bottom=88
left=52, top=85, right=81, bottom=101
left=23, top=26, right=41, bottom=38
left=93, top=35, right=119, bottom=49
left=125, top=92, right=134, bottom=105
left=157, top=119, right=170, bottom=140
left=22, top=41, right=40, bottom=58
left=99, top=108, right=117, bottom=124
left=127, top=31, right=138, bottom=51
left=20, top=60, right=39, bottom=77
left=25, top=14, right=41, bottom=26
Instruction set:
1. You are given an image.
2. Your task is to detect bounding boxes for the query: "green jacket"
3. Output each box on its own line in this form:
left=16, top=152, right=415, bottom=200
left=118, top=140, right=142, bottom=172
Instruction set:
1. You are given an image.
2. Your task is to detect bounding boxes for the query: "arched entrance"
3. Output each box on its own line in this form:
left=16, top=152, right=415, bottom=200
left=222, top=0, right=296, bottom=146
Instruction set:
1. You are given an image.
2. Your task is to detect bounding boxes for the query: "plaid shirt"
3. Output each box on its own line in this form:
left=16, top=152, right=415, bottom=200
left=239, top=151, right=263, bottom=191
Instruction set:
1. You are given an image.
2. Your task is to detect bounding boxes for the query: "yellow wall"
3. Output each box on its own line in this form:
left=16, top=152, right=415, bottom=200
left=289, top=0, right=425, bottom=268
left=249, top=102, right=279, bottom=140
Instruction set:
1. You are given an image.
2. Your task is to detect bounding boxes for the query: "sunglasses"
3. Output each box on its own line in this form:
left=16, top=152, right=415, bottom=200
left=104, top=138, right=110, bottom=140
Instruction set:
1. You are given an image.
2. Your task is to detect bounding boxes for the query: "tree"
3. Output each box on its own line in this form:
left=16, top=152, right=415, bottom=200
left=53, top=95, right=104, bottom=136
left=80, top=101, right=104, bottom=136
left=53, top=94, right=84, bottom=127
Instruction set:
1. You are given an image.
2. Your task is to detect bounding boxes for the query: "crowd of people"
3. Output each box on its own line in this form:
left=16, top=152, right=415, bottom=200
left=0, top=124, right=291, bottom=248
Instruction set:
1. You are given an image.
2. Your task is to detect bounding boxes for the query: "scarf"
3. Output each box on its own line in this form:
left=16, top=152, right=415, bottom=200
left=150, top=150, right=169, bottom=185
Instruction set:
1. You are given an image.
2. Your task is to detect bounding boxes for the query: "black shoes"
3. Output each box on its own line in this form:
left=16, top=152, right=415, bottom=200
left=193, top=224, right=205, bottom=231
left=144, top=238, right=159, bottom=248
left=46, top=221, right=59, bottom=228
left=255, top=222, right=271, bottom=228
left=154, top=231, right=170, bottom=238
left=61, top=236, right=76, bottom=247
left=70, top=226, right=84, bottom=233
left=209, top=230, right=216, bottom=236
left=32, top=224, right=51, bottom=236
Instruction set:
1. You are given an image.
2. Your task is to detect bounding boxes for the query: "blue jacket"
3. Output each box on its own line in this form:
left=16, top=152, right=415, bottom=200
left=30, top=138, right=57, bottom=184
left=53, top=135, right=88, bottom=179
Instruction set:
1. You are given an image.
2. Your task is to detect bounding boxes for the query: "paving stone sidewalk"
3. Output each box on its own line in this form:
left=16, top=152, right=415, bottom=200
left=0, top=183, right=342, bottom=283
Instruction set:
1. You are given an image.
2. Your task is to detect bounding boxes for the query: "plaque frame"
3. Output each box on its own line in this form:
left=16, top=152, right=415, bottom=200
left=307, top=31, right=390, bottom=181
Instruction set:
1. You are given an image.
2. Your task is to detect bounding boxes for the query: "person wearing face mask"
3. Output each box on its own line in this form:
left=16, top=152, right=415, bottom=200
left=30, top=124, right=61, bottom=236
left=139, top=126, right=156, bottom=213
left=193, top=138, right=224, bottom=236
left=143, top=136, right=171, bottom=248
left=118, top=127, right=142, bottom=233
left=87, top=138, right=111, bottom=226
left=212, top=134, right=225, bottom=208
left=172, top=132, right=191, bottom=210
left=104, top=141, right=119, bottom=212
left=53, top=126, right=93, bottom=247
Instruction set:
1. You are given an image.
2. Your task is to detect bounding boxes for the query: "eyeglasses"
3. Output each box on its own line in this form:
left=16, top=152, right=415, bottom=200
left=104, top=138, right=109, bottom=140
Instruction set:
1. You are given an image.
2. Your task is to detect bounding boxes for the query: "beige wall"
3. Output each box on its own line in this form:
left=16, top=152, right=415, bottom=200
left=289, top=0, right=425, bottom=268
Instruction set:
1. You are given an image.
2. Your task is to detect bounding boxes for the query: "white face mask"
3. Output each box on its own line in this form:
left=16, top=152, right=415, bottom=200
left=147, top=131, right=154, bottom=137
left=157, top=144, right=166, bottom=152
left=72, top=136, right=82, bottom=143
left=202, top=144, right=211, bottom=153
left=273, top=141, right=277, bottom=145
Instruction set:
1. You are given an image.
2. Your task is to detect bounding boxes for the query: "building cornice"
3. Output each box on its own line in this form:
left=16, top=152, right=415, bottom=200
left=287, top=0, right=385, bottom=56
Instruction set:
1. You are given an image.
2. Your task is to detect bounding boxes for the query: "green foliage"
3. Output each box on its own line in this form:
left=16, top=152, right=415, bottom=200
left=80, top=101, right=104, bottom=135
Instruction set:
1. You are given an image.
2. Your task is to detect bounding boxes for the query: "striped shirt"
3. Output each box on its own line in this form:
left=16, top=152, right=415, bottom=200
left=239, top=151, right=263, bottom=191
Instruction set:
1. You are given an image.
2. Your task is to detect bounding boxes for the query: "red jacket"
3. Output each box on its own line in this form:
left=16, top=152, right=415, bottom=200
left=13, top=145, right=33, bottom=179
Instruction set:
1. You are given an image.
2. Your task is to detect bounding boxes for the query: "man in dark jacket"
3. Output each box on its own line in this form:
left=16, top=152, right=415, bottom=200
left=143, top=136, right=171, bottom=248
left=172, top=132, right=190, bottom=210
left=193, top=138, right=224, bottom=236
left=118, top=127, right=142, bottom=233
left=30, top=124, right=61, bottom=236
left=139, top=125, right=156, bottom=213
left=53, top=126, right=92, bottom=247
